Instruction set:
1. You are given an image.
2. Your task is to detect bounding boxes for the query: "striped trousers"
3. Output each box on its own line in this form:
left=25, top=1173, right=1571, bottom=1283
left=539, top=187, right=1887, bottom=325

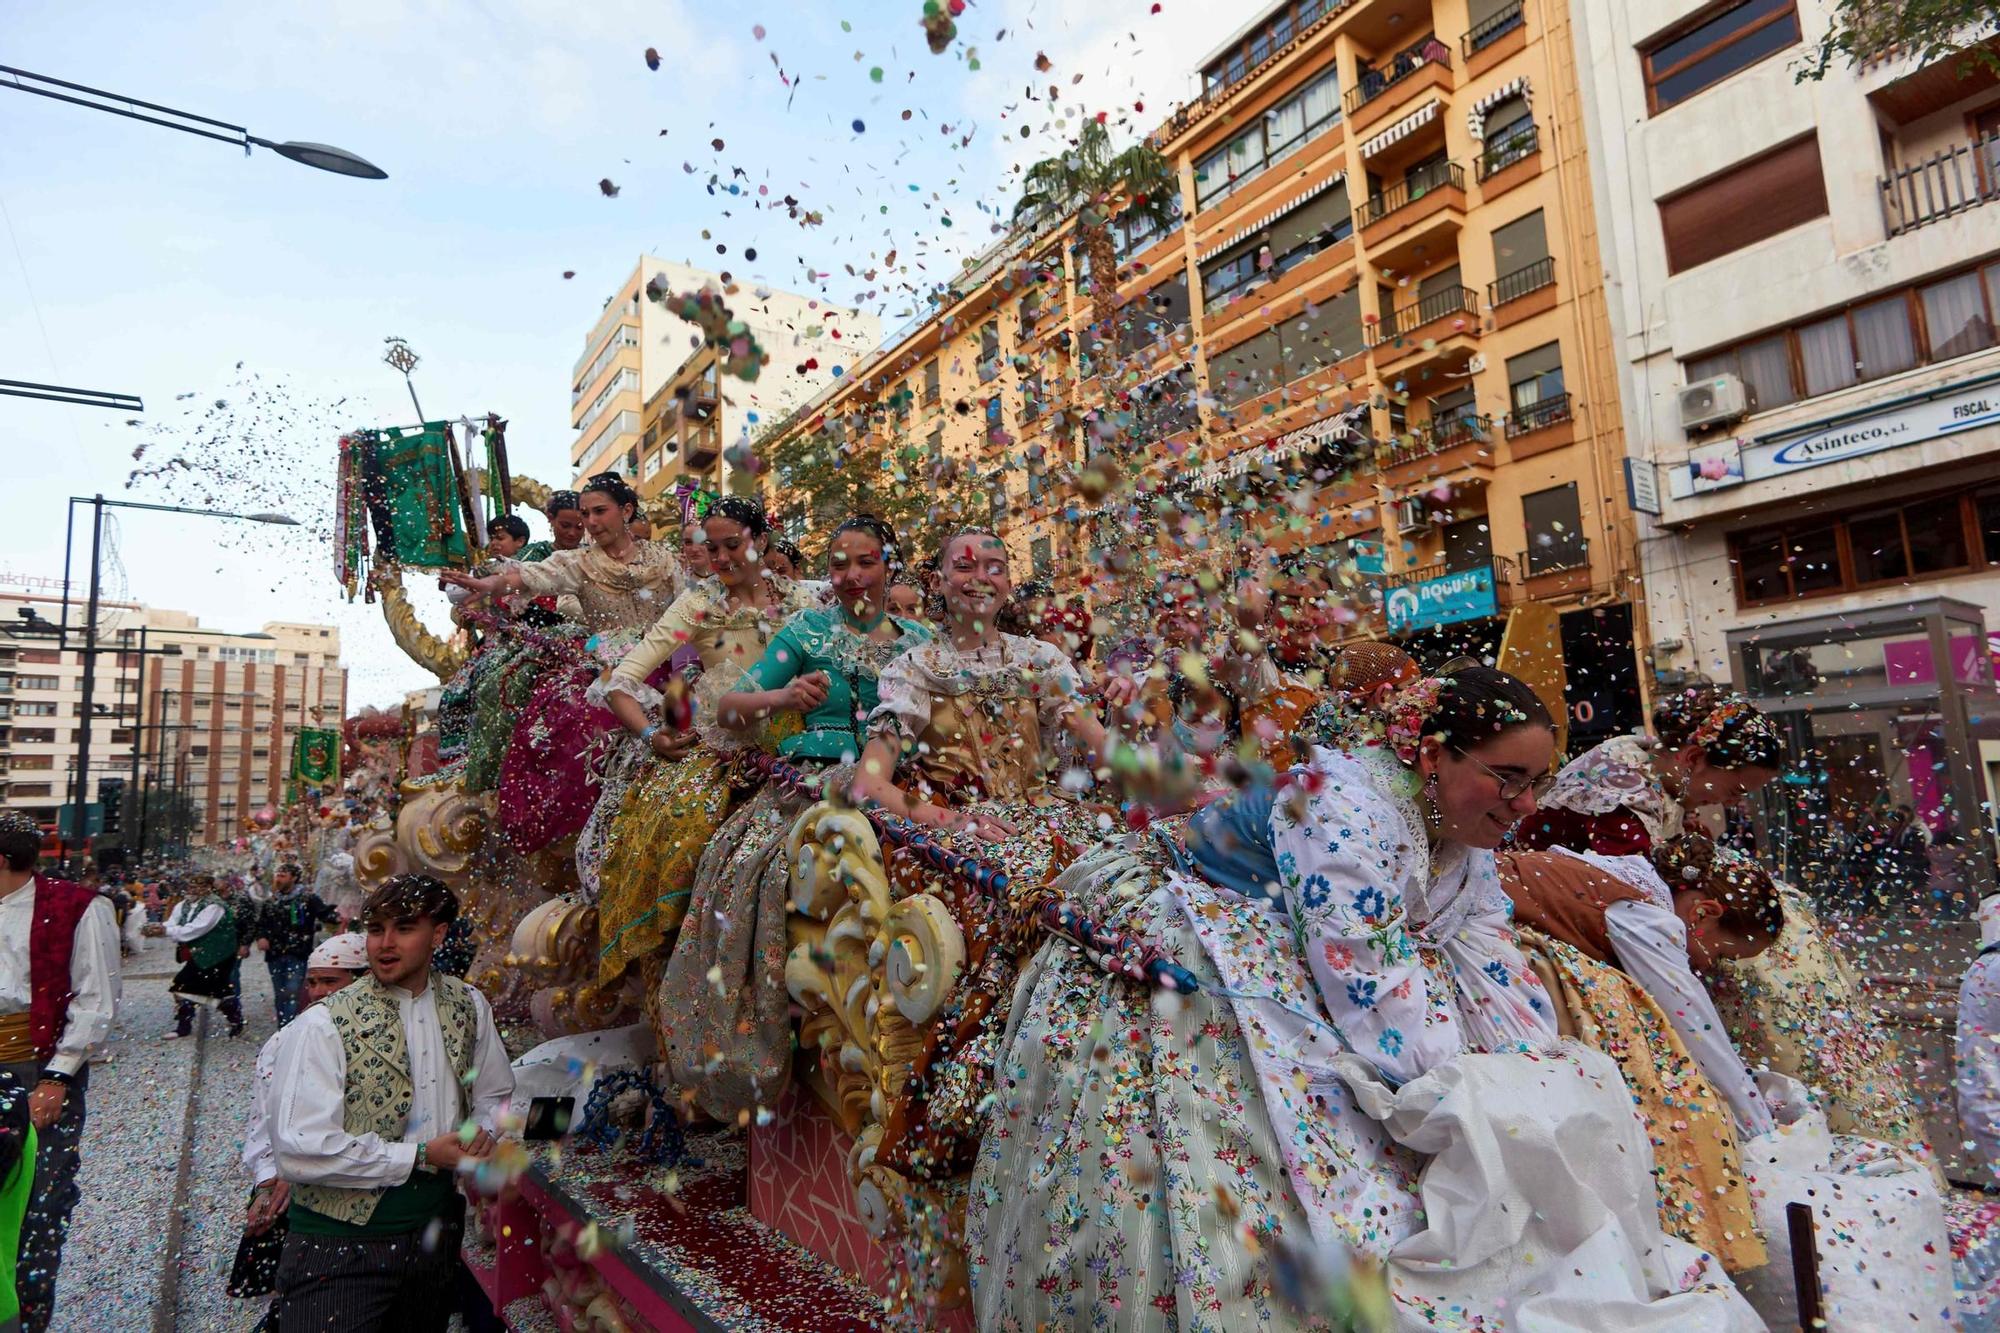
left=273, top=1211, right=463, bottom=1333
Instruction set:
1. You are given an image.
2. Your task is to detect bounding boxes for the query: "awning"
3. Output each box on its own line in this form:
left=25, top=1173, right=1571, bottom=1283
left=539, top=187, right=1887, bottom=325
left=1196, top=171, right=1347, bottom=262
left=1360, top=100, right=1441, bottom=159
left=1188, top=405, right=1370, bottom=493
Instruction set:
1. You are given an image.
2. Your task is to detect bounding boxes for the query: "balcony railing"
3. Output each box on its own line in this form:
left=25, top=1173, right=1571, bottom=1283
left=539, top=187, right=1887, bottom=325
left=1345, top=36, right=1452, bottom=117
left=1489, top=256, right=1555, bottom=306
left=1520, top=536, right=1591, bottom=577
left=1357, top=159, right=1466, bottom=228
left=1392, top=284, right=1480, bottom=337
left=1373, top=555, right=1514, bottom=590
left=1881, top=133, right=2000, bottom=237
left=1461, top=0, right=1526, bottom=58
left=1477, top=121, right=1539, bottom=180
left=1505, top=392, right=1572, bottom=437
left=1379, top=412, right=1491, bottom=467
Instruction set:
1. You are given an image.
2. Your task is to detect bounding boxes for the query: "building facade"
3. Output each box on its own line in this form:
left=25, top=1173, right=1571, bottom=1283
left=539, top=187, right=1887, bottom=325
left=760, top=0, right=1649, bottom=750
left=0, top=582, right=347, bottom=858
left=571, top=257, right=876, bottom=506
left=1572, top=0, right=2000, bottom=901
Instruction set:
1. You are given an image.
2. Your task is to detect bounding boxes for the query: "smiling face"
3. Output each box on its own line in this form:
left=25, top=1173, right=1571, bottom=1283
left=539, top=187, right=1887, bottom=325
left=578, top=490, right=631, bottom=546
left=1419, top=724, right=1557, bottom=848
left=680, top=523, right=712, bottom=575
left=828, top=529, right=889, bottom=616
left=938, top=533, right=1012, bottom=630
left=886, top=583, right=924, bottom=620
left=702, top=515, right=762, bottom=590
left=549, top=506, right=587, bottom=549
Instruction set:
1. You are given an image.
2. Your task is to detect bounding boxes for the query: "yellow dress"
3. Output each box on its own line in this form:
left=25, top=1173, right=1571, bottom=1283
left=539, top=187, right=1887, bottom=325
left=592, top=577, right=817, bottom=989
left=1710, top=885, right=1931, bottom=1151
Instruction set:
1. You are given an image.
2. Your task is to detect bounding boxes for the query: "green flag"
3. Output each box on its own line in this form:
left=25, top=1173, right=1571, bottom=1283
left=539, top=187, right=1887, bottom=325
left=294, top=727, right=341, bottom=787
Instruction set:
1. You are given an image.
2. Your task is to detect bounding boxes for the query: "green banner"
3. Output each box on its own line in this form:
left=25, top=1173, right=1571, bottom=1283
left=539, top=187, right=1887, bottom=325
left=294, top=727, right=341, bottom=787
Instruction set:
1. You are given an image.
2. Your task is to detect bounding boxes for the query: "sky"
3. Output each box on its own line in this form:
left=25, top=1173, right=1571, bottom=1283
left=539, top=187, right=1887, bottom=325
left=0, top=0, right=1234, bottom=707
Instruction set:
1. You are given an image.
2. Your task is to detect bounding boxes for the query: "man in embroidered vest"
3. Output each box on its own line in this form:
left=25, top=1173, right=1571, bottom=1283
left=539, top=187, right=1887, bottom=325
left=270, top=874, right=513, bottom=1331
left=164, top=873, right=246, bottom=1038
left=0, top=812, right=120, bottom=1333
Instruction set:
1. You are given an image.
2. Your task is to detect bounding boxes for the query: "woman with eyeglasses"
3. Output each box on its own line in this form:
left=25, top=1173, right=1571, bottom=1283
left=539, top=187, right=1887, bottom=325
left=969, top=661, right=1761, bottom=1331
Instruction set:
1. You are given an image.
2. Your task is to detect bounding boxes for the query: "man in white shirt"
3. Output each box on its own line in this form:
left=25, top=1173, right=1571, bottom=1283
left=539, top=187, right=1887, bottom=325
left=270, top=875, right=513, bottom=1331
left=232, top=932, right=367, bottom=1314
left=0, top=812, right=120, bottom=1333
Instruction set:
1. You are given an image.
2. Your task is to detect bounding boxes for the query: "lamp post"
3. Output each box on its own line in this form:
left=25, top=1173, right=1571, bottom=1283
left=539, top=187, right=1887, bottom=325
left=61, top=496, right=297, bottom=861
left=0, top=65, right=386, bottom=178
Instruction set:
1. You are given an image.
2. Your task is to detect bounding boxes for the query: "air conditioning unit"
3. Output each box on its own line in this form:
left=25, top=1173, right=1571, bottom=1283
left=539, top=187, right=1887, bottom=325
left=1677, top=373, right=1747, bottom=432
left=1465, top=353, right=1488, bottom=374
left=1394, top=496, right=1430, bottom=530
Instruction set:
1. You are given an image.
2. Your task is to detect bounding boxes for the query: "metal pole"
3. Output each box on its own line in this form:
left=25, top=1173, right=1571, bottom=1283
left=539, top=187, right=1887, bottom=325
left=71, top=496, right=104, bottom=854
left=129, top=626, right=145, bottom=857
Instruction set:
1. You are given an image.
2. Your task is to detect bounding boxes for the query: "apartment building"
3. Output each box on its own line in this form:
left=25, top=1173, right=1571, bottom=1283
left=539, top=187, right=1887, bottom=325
left=761, top=0, right=1649, bottom=750
left=1572, top=0, right=2000, bottom=898
left=0, top=586, right=346, bottom=855
left=570, top=257, right=876, bottom=504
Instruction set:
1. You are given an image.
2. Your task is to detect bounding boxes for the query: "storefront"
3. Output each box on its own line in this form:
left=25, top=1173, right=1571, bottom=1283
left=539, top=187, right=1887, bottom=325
left=1727, top=597, right=2000, bottom=913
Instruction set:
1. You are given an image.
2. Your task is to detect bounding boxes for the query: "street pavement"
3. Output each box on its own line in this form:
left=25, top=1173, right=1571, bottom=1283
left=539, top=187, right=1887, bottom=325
left=52, top=933, right=276, bottom=1333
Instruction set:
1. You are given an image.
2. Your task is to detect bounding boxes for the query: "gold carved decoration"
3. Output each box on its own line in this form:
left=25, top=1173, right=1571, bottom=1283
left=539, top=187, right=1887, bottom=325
left=782, top=802, right=970, bottom=1307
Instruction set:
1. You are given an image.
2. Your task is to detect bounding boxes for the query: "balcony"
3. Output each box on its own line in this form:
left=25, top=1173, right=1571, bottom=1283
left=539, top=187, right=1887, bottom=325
left=1476, top=121, right=1540, bottom=199
left=1371, top=284, right=1482, bottom=369
left=1488, top=256, right=1557, bottom=327
left=1345, top=37, right=1454, bottom=131
left=1502, top=391, right=1575, bottom=458
left=1880, top=133, right=2000, bottom=237
left=1358, top=160, right=1466, bottom=269
left=1516, top=537, right=1593, bottom=597
left=1378, top=412, right=1493, bottom=475
left=1461, top=1, right=1526, bottom=74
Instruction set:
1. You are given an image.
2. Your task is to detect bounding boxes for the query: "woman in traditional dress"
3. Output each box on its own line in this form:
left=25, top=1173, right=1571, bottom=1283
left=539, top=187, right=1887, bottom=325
left=652, top=515, right=931, bottom=1119
left=592, top=496, right=819, bottom=995
left=1527, top=685, right=1932, bottom=1150
left=1498, top=838, right=1781, bottom=1271
left=971, top=663, right=1759, bottom=1332
left=440, top=472, right=683, bottom=856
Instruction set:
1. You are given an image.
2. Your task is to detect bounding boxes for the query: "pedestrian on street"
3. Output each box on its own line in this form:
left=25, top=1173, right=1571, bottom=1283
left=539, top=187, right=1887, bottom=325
left=164, top=874, right=245, bottom=1038
left=1959, top=895, right=2000, bottom=1189
left=270, top=875, right=514, bottom=1332
left=0, top=811, right=121, bottom=1333
left=232, top=932, right=369, bottom=1320
left=250, top=863, right=340, bottom=1025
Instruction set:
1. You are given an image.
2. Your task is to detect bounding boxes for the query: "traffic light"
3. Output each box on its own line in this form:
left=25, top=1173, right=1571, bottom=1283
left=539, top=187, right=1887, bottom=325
left=99, top=778, right=125, bottom=837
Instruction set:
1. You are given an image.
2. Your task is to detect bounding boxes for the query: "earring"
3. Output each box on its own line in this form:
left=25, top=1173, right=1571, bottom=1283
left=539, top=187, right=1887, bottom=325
left=1422, top=772, right=1441, bottom=818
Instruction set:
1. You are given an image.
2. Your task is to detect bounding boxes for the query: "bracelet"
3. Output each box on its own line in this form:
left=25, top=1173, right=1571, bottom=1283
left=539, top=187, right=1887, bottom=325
left=38, top=1070, right=74, bottom=1088
left=415, top=1140, right=430, bottom=1172
left=638, top=723, right=661, bottom=742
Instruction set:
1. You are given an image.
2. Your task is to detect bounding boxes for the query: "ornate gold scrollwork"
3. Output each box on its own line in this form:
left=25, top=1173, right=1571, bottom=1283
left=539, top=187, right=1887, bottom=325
left=351, top=820, right=407, bottom=890
left=393, top=782, right=490, bottom=883
left=782, top=802, right=971, bottom=1305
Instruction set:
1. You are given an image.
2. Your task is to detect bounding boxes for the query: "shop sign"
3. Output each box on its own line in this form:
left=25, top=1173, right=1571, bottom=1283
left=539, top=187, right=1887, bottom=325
left=1385, top=566, right=1496, bottom=634
left=1351, top=539, right=1387, bottom=575
left=1674, top=375, right=2000, bottom=496
left=1623, top=457, right=1662, bottom=515
left=1882, top=634, right=1994, bottom=688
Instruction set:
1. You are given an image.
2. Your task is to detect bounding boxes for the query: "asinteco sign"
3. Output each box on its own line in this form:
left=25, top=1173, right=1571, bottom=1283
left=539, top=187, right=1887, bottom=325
left=1670, top=375, right=2000, bottom=497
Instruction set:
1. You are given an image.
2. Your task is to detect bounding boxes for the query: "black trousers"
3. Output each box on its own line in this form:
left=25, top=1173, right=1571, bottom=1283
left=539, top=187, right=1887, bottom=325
left=2, top=1061, right=85, bottom=1333
left=274, top=1209, right=464, bottom=1333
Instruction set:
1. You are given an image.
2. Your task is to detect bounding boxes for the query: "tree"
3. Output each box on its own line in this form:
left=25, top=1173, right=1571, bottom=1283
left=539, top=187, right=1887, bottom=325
left=1799, top=0, right=1999, bottom=80
left=760, top=409, right=983, bottom=567
left=1012, top=121, right=1179, bottom=335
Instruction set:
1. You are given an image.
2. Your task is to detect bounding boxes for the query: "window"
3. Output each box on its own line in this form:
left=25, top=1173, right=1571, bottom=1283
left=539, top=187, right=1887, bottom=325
left=1032, top=537, right=1054, bottom=576
left=1478, top=97, right=1538, bottom=179
left=16, top=676, right=58, bottom=690
left=1209, top=329, right=1284, bottom=408
left=14, top=729, right=53, bottom=744
left=926, top=427, right=944, bottom=471
left=1121, top=278, right=1191, bottom=353
left=985, top=394, right=1004, bottom=438
left=989, top=477, right=1009, bottom=526
left=1021, top=373, right=1045, bottom=422
left=976, top=320, right=1000, bottom=382
left=1642, top=0, right=1801, bottom=113
left=923, top=359, right=941, bottom=403
left=1523, top=483, right=1588, bottom=573
left=19, top=650, right=59, bottom=665
left=11, top=784, right=51, bottom=798
left=1193, top=70, right=1341, bottom=206
left=14, top=702, right=56, bottom=717
left=1921, top=270, right=1997, bottom=361
left=1506, top=342, right=1566, bottom=420
left=1442, top=515, right=1493, bottom=572
left=1659, top=136, right=1826, bottom=273
left=1684, top=261, right=2000, bottom=411
left=1730, top=488, right=1993, bottom=605
left=1128, top=366, right=1200, bottom=440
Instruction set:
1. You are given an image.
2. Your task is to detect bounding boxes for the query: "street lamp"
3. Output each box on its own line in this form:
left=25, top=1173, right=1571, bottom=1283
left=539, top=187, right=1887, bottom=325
left=59, top=495, right=300, bottom=855
left=0, top=65, right=386, bottom=179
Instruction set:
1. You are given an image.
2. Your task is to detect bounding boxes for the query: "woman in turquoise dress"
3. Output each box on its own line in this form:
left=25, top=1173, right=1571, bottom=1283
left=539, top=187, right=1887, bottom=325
left=653, top=516, right=931, bottom=1121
